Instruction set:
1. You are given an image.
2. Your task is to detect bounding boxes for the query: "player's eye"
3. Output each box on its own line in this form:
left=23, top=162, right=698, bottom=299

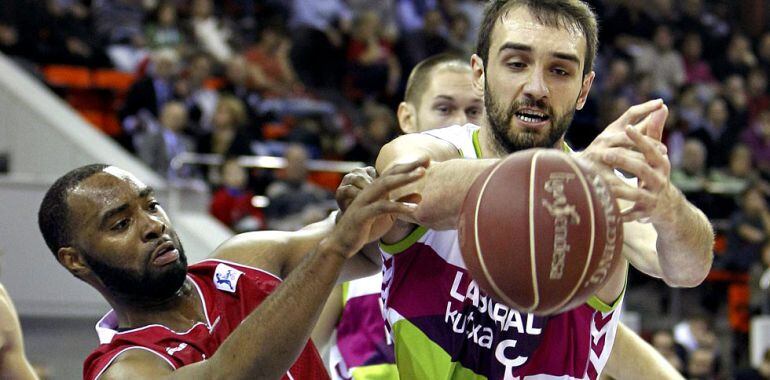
left=435, top=105, right=452, bottom=115
left=467, top=107, right=481, bottom=117
left=148, top=201, right=160, bottom=212
left=552, top=67, right=570, bottom=77
left=507, top=61, right=527, bottom=70
left=112, top=219, right=130, bottom=231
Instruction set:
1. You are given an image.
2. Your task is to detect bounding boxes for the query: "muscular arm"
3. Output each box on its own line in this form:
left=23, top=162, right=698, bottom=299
left=210, top=212, right=379, bottom=283
left=103, top=239, right=351, bottom=380
left=0, top=284, right=37, bottom=380
left=311, top=285, right=343, bottom=351
left=376, top=133, right=497, bottom=230
left=603, top=323, right=683, bottom=379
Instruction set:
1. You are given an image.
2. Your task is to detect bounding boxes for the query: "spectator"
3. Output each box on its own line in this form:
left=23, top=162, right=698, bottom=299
left=135, top=101, right=196, bottom=181
left=742, top=110, right=770, bottom=178
left=346, top=0, right=398, bottom=41
left=749, top=242, right=770, bottom=316
left=713, top=34, right=757, bottom=81
left=651, top=329, right=687, bottom=374
left=265, top=144, right=334, bottom=231
left=197, top=95, right=253, bottom=158
left=344, top=102, right=399, bottom=164
left=671, top=139, right=712, bottom=215
left=118, top=48, right=181, bottom=152
left=209, top=158, right=265, bottom=232
left=144, top=2, right=186, bottom=51
left=446, top=12, right=473, bottom=57
left=633, top=24, right=685, bottom=100
left=38, top=0, right=108, bottom=66
left=345, top=11, right=401, bottom=102
left=688, top=347, right=718, bottom=380
left=681, top=32, right=715, bottom=85
left=288, top=0, right=352, bottom=90
left=689, top=97, right=739, bottom=168
left=723, top=184, right=770, bottom=273
left=92, top=0, right=148, bottom=71
left=398, top=10, right=449, bottom=71
left=190, top=0, right=235, bottom=63
left=176, top=53, right=219, bottom=135
left=221, top=55, right=265, bottom=131
left=747, top=68, right=770, bottom=124
left=674, top=315, right=718, bottom=355
left=709, top=144, right=758, bottom=198
left=396, top=0, right=439, bottom=33
left=0, top=1, right=36, bottom=60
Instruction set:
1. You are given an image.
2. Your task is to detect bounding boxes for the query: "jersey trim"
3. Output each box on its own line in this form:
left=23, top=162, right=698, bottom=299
left=472, top=129, right=483, bottom=158
left=586, top=286, right=625, bottom=313
left=341, top=282, right=350, bottom=308
left=93, top=346, right=175, bottom=380
left=197, top=258, right=283, bottom=281
left=379, top=226, right=428, bottom=255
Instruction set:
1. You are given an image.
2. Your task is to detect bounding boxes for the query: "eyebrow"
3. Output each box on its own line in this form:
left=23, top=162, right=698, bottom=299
left=498, top=42, right=581, bottom=66
left=433, top=95, right=456, bottom=102
left=99, top=187, right=155, bottom=227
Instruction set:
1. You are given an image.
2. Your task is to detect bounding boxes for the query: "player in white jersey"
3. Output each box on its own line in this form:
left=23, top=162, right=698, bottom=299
left=375, top=1, right=714, bottom=378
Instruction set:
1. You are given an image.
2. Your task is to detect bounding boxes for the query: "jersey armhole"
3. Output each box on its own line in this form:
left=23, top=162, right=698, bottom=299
left=586, top=279, right=627, bottom=313
left=93, top=346, right=176, bottom=380
left=379, top=226, right=428, bottom=255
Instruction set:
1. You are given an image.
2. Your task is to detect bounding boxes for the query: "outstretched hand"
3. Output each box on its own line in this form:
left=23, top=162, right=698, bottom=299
left=330, top=158, right=429, bottom=258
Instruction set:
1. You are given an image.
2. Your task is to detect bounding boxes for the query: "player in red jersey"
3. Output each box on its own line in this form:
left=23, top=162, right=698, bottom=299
left=37, top=161, right=425, bottom=380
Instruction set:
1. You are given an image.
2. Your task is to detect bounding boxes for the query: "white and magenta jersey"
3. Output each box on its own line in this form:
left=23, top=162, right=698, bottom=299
left=379, top=125, right=623, bottom=379
left=329, top=273, right=399, bottom=379
left=84, top=259, right=329, bottom=380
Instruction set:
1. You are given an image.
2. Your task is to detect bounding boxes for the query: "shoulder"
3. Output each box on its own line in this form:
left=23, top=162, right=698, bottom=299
left=377, top=129, right=462, bottom=172
left=88, top=347, right=175, bottom=380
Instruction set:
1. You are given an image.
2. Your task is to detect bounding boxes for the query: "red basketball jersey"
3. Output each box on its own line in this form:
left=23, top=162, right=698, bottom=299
left=83, top=259, right=330, bottom=380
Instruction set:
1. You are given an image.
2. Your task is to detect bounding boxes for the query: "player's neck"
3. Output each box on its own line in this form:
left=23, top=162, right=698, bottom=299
left=110, top=279, right=206, bottom=331
left=478, top=127, right=566, bottom=157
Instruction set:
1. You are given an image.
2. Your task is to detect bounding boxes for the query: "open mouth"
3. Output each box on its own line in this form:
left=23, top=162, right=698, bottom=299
left=152, top=241, right=179, bottom=266
left=515, top=109, right=550, bottom=124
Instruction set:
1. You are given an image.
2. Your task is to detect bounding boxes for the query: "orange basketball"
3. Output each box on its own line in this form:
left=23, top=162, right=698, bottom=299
left=458, top=149, right=624, bottom=315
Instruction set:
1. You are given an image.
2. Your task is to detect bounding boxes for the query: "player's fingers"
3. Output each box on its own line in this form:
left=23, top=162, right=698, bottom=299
left=383, top=156, right=430, bottom=176
left=361, top=199, right=419, bottom=220
left=625, top=126, right=670, bottom=171
left=359, top=167, right=425, bottom=204
left=637, top=104, right=668, bottom=141
left=602, top=150, right=666, bottom=191
left=610, top=183, right=655, bottom=207
left=622, top=208, right=652, bottom=223
left=335, top=185, right=360, bottom=210
left=349, top=173, right=372, bottom=190
left=620, top=99, right=664, bottom=126
left=364, top=166, right=378, bottom=179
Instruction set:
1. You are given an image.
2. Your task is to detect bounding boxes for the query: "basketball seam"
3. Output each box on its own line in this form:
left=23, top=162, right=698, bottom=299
left=540, top=156, right=596, bottom=315
left=527, top=151, right=541, bottom=312
left=473, top=161, right=519, bottom=309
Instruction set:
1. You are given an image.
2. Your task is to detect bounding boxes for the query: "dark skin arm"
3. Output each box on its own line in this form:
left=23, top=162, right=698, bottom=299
left=100, top=160, right=427, bottom=380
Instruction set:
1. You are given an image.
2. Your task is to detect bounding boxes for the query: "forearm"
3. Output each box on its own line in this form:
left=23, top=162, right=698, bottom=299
left=0, top=349, right=37, bottom=380
left=654, top=189, right=714, bottom=287
left=205, top=239, right=346, bottom=380
left=407, top=159, right=497, bottom=230
left=603, top=324, right=683, bottom=379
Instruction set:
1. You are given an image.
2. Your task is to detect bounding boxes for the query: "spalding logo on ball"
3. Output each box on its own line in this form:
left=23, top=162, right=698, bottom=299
left=457, top=148, right=624, bottom=316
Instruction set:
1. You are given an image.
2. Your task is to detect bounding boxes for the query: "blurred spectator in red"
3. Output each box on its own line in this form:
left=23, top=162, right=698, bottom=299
left=689, top=97, right=739, bottom=168
left=209, top=158, right=265, bottom=232
left=345, top=11, right=401, bottom=102
left=722, top=184, right=770, bottom=273
left=288, top=0, right=351, bottom=90
left=682, top=32, right=716, bottom=85
left=135, top=101, right=196, bottom=181
left=742, top=110, right=770, bottom=178
left=747, top=68, right=770, bottom=124
left=265, top=144, right=334, bottom=231
left=190, top=0, right=235, bottom=63
left=144, top=2, right=186, bottom=51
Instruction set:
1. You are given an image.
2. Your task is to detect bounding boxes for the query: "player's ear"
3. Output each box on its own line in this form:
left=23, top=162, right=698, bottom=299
left=57, top=247, right=90, bottom=278
left=576, top=71, right=595, bottom=111
left=397, top=101, right=417, bottom=134
left=471, top=54, right=485, bottom=99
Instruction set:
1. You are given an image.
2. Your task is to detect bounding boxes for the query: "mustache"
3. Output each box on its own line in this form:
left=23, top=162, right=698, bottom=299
left=510, top=98, right=553, bottom=117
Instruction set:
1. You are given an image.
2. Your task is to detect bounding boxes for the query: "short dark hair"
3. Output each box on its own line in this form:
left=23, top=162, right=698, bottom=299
left=38, top=164, right=109, bottom=256
left=404, top=53, right=471, bottom=106
left=476, top=0, right=598, bottom=76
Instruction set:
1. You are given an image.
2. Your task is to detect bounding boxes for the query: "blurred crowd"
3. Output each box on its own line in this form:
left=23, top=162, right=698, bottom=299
left=5, top=0, right=770, bottom=377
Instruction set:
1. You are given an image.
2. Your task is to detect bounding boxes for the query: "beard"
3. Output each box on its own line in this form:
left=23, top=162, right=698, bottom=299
left=84, top=239, right=188, bottom=304
left=484, top=79, right=575, bottom=153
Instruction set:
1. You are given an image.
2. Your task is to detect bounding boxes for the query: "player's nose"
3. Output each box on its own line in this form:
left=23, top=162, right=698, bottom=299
left=522, top=70, right=549, bottom=100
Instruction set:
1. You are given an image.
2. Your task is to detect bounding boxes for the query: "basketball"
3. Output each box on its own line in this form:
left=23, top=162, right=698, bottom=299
left=458, top=149, right=624, bottom=315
